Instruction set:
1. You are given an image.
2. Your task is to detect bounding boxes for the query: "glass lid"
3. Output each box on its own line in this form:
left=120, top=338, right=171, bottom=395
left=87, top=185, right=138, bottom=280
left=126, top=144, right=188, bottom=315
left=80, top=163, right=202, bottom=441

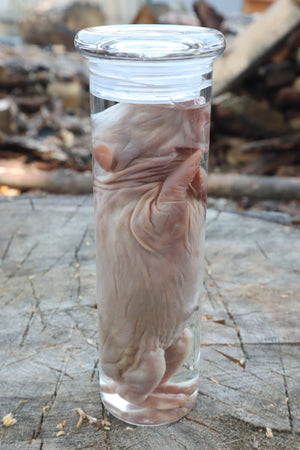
left=74, top=25, right=225, bottom=61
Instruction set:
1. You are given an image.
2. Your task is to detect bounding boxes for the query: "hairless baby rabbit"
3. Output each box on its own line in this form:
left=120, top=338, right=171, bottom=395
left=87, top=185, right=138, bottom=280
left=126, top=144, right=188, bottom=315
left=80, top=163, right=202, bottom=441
left=92, top=100, right=210, bottom=411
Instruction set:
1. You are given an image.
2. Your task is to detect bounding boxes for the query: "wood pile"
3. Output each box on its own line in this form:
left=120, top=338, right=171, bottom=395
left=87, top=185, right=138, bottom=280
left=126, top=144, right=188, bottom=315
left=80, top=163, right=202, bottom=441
left=0, top=42, right=92, bottom=195
left=0, top=0, right=299, bottom=202
left=20, top=1, right=105, bottom=48
left=210, top=0, right=300, bottom=184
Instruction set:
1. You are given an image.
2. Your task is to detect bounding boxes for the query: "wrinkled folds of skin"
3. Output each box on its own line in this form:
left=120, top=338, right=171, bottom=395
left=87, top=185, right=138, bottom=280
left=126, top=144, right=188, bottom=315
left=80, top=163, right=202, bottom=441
left=92, top=100, right=210, bottom=410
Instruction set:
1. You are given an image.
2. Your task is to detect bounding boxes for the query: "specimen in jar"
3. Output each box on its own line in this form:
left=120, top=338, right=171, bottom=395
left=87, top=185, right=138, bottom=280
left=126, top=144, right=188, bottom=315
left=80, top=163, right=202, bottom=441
left=92, top=101, right=209, bottom=409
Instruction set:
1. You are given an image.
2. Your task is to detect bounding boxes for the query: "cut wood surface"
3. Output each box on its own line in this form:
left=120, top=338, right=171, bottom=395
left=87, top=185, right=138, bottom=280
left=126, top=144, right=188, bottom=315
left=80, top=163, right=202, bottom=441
left=0, top=195, right=299, bottom=449
left=212, top=0, right=300, bottom=96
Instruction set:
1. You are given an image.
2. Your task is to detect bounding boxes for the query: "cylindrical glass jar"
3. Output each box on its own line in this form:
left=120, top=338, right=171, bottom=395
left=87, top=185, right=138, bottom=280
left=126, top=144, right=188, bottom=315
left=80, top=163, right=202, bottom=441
left=75, top=25, right=225, bottom=426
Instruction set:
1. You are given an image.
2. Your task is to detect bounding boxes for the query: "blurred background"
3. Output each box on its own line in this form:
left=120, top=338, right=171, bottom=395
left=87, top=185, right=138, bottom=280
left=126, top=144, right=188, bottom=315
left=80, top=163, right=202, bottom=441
left=1, top=1, right=244, bottom=26
left=0, top=0, right=299, bottom=223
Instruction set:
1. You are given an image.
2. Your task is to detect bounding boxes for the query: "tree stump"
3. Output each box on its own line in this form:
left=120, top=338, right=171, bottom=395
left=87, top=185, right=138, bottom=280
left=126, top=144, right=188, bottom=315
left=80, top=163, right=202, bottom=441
left=0, top=195, right=299, bottom=449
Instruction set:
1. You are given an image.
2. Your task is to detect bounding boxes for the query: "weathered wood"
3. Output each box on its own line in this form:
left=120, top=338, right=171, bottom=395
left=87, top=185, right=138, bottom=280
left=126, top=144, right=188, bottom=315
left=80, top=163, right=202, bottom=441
left=241, top=133, right=300, bottom=153
left=193, top=0, right=224, bottom=30
left=0, top=43, right=88, bottom=89
left=213, top=94, right=288, bottom=138
left=212, top=0, right=300, bottom=96
left=258, top=60, right=297, bottom=88
left=0, top=195, right=299, bottom=448
left=0, top=98, right=17, bottom=134
left=0, top=161, right=92, bottom=195
left=275, top=85, right=300, bottom=109
left=208, top=173, right=300, bottom=200
left=1, top=163, right=300, bottom=200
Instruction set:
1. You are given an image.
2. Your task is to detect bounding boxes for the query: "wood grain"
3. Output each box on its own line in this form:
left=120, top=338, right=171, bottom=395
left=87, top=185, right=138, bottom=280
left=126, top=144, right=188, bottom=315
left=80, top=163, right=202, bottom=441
left=0, top=195, right=299, bottom=449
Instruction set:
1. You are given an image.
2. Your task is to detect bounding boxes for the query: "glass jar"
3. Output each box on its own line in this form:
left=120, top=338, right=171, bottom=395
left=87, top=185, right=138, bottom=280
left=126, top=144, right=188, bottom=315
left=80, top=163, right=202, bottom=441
left=75, top=24, right=225, bottom=426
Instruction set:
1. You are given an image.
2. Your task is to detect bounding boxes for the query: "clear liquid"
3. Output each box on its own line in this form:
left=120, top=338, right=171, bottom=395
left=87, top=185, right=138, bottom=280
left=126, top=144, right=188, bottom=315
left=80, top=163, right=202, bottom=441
left=92, top=98, right=209, bottom=425
left=100, top=380, right=199, bottom=426
left=100, top=310, right=202, bottom=426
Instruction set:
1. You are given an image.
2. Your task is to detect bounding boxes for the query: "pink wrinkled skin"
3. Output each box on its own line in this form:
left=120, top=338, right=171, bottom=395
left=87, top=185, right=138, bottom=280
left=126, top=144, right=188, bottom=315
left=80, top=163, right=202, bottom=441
left=92, top=101, right=210, bottom=410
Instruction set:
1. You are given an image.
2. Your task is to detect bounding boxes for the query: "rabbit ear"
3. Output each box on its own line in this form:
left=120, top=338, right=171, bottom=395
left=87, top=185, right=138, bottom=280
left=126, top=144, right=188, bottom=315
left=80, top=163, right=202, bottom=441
left=93, top=144, right=113, bottom=172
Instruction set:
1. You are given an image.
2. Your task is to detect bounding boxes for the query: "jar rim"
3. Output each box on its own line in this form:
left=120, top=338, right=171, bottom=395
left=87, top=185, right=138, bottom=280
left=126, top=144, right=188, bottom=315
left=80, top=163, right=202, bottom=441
left=74, top=25, right=225, bottom=61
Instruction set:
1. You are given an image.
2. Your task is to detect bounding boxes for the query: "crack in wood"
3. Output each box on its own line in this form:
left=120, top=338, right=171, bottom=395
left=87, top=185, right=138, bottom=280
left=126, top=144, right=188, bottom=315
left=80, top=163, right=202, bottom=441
left=203, top=342, right=300, bottom=347
left=73, top=226, right=89, bottom=299
left=184, top=415, right=220, bottom=434
left=202, top=353, right=290, bottom=398
left=214, top=348, right=246, bottom=369
left=19, top=242, right=39, bottom=268
left=222, top=435, right=256, bottom=447
left=87, top=228, right=95, bottom=244
left=29, top=278, right=45, bottom=326
left=65, top=309, right=81, bottom=332
left=278, top=347, right=294, bottom=435
left=91, top=359, right=99, bottom=382
left=162, top=431, right=188, bottom=450
left=29, top=197, right=35, bottom=211
left=74, top=227, right=89, bottom=261
left=42, top=249, right=68, bottom=275
left=1, top=234, right=15, bottom=263
left=2, top=341, right=73, bottom=374
left=4, top=288, right=25, bottom=306
left=204, top=265, right=250, bottom=361
left=204, top=373, right=284, bottom=402
left=199, top=386, right=299, bottom=436
left=225, top=307, right=250, bottom=361
left=209, top=207, right=294, bottom=226
left=19, top=277, right=45, bottom=345
left=45, top=364, right=74, bottom=381
left=20, top=310, right=35, bottom=347
left=5, top=242, right=39, bottom=284
left=101, top=405, right=112, bottom=450
left=206, top=210, right=221, bottom=228
left=31, top=350, right=71, bottom=444
left=198, top=389, right=278, bottom=428
left=203, top=279, right=216, bottom=310
left=62, top=196, right=88, bottom=227
left=254, top=240, right=269, bottom=259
